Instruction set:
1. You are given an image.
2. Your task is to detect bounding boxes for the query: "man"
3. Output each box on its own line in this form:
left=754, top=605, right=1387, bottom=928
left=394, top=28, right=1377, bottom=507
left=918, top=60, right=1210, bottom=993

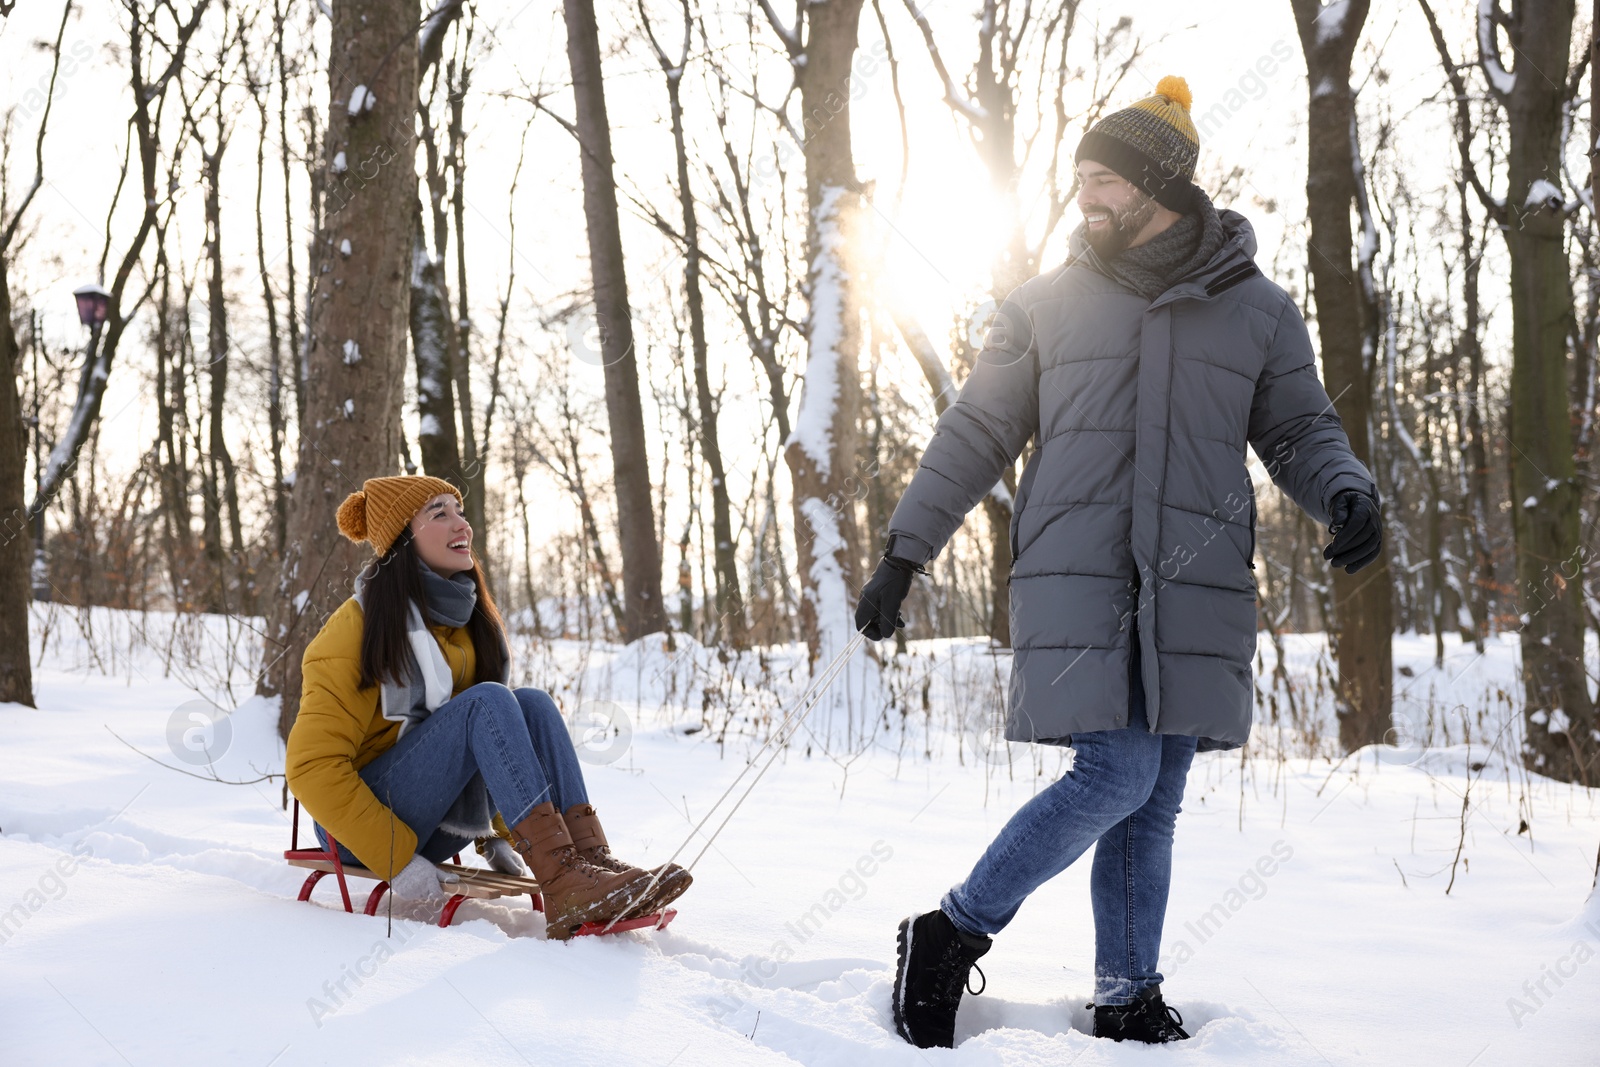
left=855, top=76, right=1382, bottom=1048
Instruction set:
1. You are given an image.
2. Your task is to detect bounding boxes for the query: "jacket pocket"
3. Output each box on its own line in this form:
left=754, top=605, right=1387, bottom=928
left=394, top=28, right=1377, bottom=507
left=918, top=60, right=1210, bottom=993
left=1247, top=495, right=1257, bottom=572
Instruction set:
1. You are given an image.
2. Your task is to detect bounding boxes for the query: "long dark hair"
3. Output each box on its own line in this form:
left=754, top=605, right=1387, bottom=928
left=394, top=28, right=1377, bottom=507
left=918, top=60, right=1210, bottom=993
left=357, top=526, right=508, bottom=691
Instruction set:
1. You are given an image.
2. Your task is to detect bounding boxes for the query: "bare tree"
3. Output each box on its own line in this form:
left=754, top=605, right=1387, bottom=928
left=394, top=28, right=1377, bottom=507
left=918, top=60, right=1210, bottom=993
left=1291, top=0, right=1394, bottom=752
left=0, top=0, right=71, bottom=705
left=639, top=0, right=745, bottom=645
left=261, top=0, right=423, bottom=739
left=30, top=1, right=213, bottom=570
left=1477, top=0, right=1595, bottom=783
left=562, top=0, right=667, bottom=641
left=183, top=16, right=248, bottom=615
left=755, top=0, right=870, bottom=672
left=1418, top=0, right=1504, bottom=654
left=247, top=5, right=290, bottom=559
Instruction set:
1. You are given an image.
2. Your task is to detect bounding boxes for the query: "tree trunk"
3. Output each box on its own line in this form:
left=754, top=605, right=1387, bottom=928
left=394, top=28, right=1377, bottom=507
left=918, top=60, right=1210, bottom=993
left=409, top=203, right=464, bottom=483
left=445, top=53, right=489, bottom=555
left=1461, top=182, right=1493, bottom=651
left=202, top=132, right=245, bottom=615
left=252, top=72, right=289, bottom=560
left=260, top=0, right=420, bottom=739
left=1499, top=0, right=1595, bottom=782
left=782, top=0, right=868, bottom=673
left=0, top=256, right=33, bottom=705
left=562, top=0, right=666, bottom=641
left=1291, top=0, right=1394, bottom=752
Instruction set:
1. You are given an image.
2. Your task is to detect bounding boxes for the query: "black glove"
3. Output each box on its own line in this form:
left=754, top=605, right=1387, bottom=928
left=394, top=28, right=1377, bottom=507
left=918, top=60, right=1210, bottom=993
left=854, top=555, right=921, bottom=640
left=1323, top=490, right=1382, bottom=574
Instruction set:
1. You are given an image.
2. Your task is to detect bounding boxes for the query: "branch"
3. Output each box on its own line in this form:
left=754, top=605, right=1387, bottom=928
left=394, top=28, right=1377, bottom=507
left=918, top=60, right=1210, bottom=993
left=105, top=725, right=285, bottom=785
left=1417, top=0, right=1507, bottom=225
left=898, top=0, right=988, bottom=124
left=141, top=0, right=214, bottom=101
left=868, top=0, right=911, bottom=203
left=1476, top=0, right=1514, bottom=100
left=889, top=306, right=956, bottom=413
left=0, top=0, right=71, bottom=252
left=419, top=0, right=464, bottom=75
left=756, top=0, right=800, bottom=57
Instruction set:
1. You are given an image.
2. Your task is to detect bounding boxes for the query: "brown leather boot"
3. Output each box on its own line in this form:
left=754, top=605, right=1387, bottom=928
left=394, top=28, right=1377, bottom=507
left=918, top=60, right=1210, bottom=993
left=563, top=803, right=692, bottom=918
left=508, top=802, right=657, bottom=939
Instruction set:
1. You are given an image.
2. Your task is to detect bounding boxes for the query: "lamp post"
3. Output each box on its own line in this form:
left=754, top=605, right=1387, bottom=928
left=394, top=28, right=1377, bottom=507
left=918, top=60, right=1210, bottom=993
left=73, top=283, right=110, bottom=334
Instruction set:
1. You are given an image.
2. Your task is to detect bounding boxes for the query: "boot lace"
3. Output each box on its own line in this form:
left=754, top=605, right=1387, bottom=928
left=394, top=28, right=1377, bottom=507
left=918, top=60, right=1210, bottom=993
left=1152, top=1000, right=1187, bottom=1041
left=935, top=938, right=985, bottom=1005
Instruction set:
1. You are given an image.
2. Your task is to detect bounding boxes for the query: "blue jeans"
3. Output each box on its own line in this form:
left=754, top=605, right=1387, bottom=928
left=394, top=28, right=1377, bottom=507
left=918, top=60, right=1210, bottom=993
left=941, top=623, right=1199, bottom=1006
left=313, top=684, right=588, bottom=866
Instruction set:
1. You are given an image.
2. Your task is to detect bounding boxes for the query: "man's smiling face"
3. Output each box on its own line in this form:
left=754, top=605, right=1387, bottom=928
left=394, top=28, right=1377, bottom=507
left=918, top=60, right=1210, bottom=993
left=1076, top=161, right=1159, bottom=259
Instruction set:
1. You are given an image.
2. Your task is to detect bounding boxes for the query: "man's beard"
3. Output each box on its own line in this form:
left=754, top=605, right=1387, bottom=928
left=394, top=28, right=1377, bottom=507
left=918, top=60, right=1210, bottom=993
left=1083, top=192, right=1159, bottom=259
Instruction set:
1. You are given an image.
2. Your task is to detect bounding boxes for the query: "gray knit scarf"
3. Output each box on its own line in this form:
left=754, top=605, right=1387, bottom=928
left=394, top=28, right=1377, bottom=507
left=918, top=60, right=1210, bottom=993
left=1090, top=188, right=1228, bottom=301
left=352, top=559, right=512, bottom=839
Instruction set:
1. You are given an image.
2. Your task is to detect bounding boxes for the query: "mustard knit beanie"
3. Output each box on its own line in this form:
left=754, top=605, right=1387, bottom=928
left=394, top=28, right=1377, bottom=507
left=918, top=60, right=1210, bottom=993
left=336, top=475, right=463, bottom=557
left=1074, top=75, right=1200, bottom=212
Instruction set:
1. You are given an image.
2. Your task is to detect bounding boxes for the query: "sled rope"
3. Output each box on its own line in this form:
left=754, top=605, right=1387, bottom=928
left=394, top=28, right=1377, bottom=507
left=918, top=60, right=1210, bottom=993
left=601, top=629, right=867, bottom=932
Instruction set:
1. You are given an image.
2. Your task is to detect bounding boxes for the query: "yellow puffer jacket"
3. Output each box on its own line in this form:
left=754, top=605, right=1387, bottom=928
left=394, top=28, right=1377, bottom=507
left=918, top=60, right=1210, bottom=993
left=285, top=596, right=484, bottom=880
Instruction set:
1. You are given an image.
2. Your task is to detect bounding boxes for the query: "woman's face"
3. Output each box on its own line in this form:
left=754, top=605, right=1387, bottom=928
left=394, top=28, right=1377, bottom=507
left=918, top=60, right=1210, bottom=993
left=408, top=492, right=473, bottom=576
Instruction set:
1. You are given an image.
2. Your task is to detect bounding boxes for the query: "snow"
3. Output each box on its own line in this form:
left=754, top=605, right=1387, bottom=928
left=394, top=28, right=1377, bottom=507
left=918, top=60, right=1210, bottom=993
left=987, top=479, right=1014, bottom=510
left=1313, top=0, right=1352, bottom=46
left=796, top=496, right=878, bottom=748
left=331, top=151, right=347, bottom=175
left=418, top=0, right=456, bottom=60
left=341, top=340, right=360, bottom=365
left=419, top=413, right=441, bottom=437
left=346, top=85, right=372, bottom=117
left=2, top=607, right=1596, bottom=1065
left=1525, top=179, right=1564, bottom=212
left=1478, top=0, right=1516, bottom=96
left=788, top=184, right=849, bottom=480
left=342, top=398, right=355, bottom=418
left=338, top=238, right=351, bottom=258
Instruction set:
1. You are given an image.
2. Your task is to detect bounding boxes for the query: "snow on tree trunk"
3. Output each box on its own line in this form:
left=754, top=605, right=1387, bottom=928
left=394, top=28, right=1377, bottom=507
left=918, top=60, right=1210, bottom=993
left=409, top=204, right=463, bottom=485
left=778, top=0, right=878, bottom=749
left=787, top=184, right=871, bottom=745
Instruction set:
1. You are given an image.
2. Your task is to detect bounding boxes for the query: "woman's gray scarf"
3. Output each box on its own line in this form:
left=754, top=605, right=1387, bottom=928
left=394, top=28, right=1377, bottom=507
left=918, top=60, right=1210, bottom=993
left=1077, top=188, right=1228, bottom=301
left=351, top=560, right=513, bottom=840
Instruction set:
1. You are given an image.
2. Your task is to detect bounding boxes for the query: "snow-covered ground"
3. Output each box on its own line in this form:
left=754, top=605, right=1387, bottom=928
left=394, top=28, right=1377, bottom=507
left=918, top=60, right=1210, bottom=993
left=2, top=604, right=1597, bottom=1066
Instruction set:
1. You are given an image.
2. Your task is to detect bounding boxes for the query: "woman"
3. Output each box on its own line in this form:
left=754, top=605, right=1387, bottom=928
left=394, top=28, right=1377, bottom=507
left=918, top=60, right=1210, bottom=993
left=285, top=474, right=690, bottom=939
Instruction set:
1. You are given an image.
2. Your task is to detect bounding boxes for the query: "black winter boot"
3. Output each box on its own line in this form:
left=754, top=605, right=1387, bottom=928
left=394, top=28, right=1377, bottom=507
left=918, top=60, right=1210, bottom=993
left=1092, top=983, right=1190, bottom=1043
left=891, top=909, right=992, bottom=1048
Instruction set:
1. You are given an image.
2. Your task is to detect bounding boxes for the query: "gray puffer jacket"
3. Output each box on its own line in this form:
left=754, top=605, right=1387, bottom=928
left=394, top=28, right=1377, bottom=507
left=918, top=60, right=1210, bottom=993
left=885, top=210, right=1377, bottom=752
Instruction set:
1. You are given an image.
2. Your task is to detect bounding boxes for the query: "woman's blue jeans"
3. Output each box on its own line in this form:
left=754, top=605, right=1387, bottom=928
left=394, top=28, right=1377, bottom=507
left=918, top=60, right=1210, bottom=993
left=940, top=630, right=1199, bottom=1006
left=313, top=683, right=588, bottom=865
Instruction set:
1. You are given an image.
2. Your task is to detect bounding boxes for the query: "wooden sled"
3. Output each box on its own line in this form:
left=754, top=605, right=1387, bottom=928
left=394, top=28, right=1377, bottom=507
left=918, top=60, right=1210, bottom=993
left=285, top=796, right=676, bottom=936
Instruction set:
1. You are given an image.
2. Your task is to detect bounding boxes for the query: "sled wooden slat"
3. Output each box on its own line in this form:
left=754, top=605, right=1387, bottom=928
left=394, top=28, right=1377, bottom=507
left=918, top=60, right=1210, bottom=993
left=285, top=856, right=539, bottom=900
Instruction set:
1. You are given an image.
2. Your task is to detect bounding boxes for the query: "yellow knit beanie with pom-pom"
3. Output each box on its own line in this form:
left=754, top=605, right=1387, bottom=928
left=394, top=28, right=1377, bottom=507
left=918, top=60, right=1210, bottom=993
left=336, top=475, right=463, bottom=557
left=1074, top=75, right=1201, bottom=211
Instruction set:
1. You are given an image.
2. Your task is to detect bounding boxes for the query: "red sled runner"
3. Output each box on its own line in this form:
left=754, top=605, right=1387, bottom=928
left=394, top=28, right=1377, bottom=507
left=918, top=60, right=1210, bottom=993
left=284, top=796, right=676, bottom=937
